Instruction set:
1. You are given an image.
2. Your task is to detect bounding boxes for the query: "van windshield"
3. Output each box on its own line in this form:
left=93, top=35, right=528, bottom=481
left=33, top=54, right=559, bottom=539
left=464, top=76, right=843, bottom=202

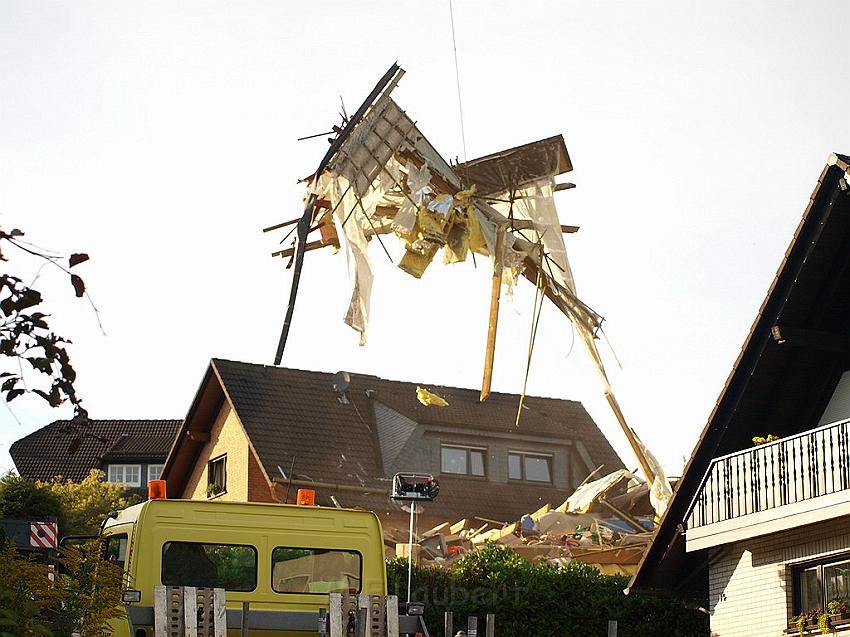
left=271, top=547, right=361, bottom=594
left=161, top=541, right=257, bottom=592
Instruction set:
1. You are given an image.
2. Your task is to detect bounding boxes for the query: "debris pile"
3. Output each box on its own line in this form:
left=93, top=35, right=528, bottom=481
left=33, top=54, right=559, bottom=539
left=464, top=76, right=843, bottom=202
left=384, top=470, right=659, bottom=577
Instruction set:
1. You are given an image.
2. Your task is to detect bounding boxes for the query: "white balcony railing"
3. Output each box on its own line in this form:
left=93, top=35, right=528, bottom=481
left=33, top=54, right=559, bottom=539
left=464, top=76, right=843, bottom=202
left=687, top=419, right=850, bottom=530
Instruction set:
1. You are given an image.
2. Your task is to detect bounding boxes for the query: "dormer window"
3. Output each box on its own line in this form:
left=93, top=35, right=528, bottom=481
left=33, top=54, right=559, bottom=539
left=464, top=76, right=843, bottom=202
left=440, top=445, right=486, bottom=477
left=508, top=451, right=552, bottom=482
left=107, top=464, right=141, bottom=487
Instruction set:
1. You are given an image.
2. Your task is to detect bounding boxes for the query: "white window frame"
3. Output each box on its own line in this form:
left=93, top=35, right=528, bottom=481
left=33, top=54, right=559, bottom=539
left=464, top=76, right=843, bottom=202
left=147, top=464, right=164, bottom=482
left=440, top=445, right=487, bottom=477
left=107, top=464, right=142, bottom=487
left=507, top=450, right=553, bottom=483
left=207, top=454, right=227, bottom=497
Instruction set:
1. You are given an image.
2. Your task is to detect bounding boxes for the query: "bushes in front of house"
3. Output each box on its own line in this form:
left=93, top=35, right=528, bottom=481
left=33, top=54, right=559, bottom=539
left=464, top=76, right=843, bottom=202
left=0, top=540, right=125, bottom=637
left=386, top=542, right=709, bottom=637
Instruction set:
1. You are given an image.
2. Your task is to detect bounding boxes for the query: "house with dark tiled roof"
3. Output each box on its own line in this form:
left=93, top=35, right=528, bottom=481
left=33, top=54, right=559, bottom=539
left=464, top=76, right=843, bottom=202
left=162, top=358, right=624, bottom=530
left=630, top=154, right=850, bottom=637
left=10, top=419, right=180, bottom=494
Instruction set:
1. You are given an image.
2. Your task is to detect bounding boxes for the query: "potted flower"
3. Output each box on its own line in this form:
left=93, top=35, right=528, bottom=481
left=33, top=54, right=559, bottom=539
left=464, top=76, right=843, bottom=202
left=207, top=482, right=223, bottom=497
left=828, top=598, right=849, bottom=620
left=790, top=608, right=824, bottom=636
left=816, top=608, right=830, bottom=634
left=791, top=613, right=806, bottom=636
left=752, top=434, right=780, bottom=446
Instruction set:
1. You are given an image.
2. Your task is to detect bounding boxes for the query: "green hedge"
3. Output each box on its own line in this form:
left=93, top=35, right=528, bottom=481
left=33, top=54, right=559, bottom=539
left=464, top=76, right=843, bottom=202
left=386, top=542, right=708, bottom=637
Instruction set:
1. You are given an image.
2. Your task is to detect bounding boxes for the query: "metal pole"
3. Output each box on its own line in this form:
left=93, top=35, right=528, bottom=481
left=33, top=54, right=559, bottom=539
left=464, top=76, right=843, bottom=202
left=407, top=503, right=415, bottom=604
left=240, top=602, right=250, bottom=637
left=444, top=611, right=453, bottom=637
left=467, top=616, right=478, bottom=637
left=607, top=619, right=618, bottom=637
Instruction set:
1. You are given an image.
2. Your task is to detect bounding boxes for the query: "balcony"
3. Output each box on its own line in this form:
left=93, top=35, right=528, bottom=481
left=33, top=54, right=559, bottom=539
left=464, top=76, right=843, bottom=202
left=686, top=419, right=850, bottom=551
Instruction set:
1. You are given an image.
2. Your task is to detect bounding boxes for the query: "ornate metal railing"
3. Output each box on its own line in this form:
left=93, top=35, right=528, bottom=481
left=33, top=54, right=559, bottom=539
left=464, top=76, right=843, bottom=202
left=687, top=419, right=850, bottom=529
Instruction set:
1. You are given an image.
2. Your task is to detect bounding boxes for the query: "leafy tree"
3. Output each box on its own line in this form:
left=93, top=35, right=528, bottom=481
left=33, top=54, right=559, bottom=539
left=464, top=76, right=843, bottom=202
left=0, top=472, right=66, bottom=532
left=0, top=542, right=59, bottom=637
left=0, top=540, right=124, bottom=637
left=39, top=470, right=138, bottom=536
left=0, top=226, right=93, bottom=415
left=52, top=540, right=125, bottom=637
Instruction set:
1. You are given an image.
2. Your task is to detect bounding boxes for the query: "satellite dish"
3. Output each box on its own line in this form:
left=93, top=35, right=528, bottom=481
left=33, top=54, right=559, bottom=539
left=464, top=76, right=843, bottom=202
left=331, top=371, right=351, bottom=393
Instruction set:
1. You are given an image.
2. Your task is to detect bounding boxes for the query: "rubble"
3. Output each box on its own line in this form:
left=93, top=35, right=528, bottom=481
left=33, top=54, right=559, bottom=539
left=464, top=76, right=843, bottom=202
left=387, top=469, right=661, bottom=576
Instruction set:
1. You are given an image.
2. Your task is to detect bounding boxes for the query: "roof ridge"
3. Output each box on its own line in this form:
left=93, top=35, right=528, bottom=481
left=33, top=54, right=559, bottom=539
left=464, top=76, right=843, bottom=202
left=211, top=358, right=582, bottom=403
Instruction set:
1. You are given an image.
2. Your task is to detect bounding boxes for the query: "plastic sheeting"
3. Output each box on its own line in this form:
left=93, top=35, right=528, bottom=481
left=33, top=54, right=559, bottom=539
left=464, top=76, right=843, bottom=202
left=635, top=433, right=673, bottom=517
left=487, top=178, right=574, bottom=293
left=561, top=470, right=636, bottom=514
left=416, top=386, right=449, bottom=407
left=313, top=162, right=404, bottom=345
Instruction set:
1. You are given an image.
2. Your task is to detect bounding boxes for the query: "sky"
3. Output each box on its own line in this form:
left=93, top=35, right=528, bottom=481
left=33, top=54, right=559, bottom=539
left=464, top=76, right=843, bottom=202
left=2, top=1, right=850, bottom=479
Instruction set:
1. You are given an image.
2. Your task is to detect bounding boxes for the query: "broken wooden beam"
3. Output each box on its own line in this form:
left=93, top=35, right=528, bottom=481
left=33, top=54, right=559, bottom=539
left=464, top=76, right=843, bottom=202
left=598, top=497, right=648, bottom=534
left=272, top=240, right=325, bottom=259
left=263, top=201, right=331, bottom=233
left=554, top=182, right=576, bottom=191
left=481, top=225, right=507, bottom=402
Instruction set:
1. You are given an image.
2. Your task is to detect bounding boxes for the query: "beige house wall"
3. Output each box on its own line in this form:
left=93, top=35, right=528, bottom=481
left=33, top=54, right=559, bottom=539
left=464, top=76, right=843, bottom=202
left=709, top=516, right=850, bottom=637
left=182, top=402, right=250, bottom=502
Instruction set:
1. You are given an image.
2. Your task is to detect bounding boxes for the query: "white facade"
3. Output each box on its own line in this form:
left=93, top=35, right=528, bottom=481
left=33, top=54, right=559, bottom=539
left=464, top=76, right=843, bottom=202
left=709, top=516, right=850, bottom=636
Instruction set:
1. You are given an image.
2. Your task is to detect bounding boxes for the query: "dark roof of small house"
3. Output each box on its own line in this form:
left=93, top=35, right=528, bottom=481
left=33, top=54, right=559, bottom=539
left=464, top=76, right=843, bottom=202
left=631, top=153, right=850, bottom=595
left=163, top=359, right=624, bottom=521
left=10, top=419, right=181, bottom=482
left=102, top=433, right=178, bottom=460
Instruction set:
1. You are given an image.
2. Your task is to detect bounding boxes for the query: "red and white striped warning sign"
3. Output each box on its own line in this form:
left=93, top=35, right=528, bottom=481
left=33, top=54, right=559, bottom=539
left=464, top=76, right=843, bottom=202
left=29, top=521, right=58, bottom=549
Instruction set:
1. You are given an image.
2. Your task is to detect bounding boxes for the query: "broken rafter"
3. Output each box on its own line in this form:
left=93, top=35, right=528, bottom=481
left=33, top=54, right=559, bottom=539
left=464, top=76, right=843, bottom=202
left=272, top=239, right=330, bottom=260
left=481, top=226, right=507, bottom=402
left=519, top=258, right=655, bottom=483
left=274, top=62, right=403, bottom=365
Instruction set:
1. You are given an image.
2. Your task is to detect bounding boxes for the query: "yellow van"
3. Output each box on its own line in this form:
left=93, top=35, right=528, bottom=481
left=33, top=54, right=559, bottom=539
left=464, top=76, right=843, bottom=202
left=101, top=498, right=424, bottom=636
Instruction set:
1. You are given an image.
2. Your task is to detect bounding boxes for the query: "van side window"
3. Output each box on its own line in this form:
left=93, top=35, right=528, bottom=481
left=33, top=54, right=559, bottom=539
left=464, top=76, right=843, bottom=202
left=161, top=542, right=257, bottom=592
left=104, top=534, right=128, bottom=570
left=271, top=547, right=362, bottom=594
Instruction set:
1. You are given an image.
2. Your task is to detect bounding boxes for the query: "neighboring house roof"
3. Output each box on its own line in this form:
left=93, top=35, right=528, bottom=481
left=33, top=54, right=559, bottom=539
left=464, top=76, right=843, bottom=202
left=631, top=153, right=850, bottom=595
left=163, top=358, right=624, bottom=522
left=10, top=419, right=181, bottom=482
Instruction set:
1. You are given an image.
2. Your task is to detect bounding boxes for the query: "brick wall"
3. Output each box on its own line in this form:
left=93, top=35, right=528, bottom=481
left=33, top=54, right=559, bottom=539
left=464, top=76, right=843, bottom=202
left=709, top=516, right=850, bottom=636
left=247, top=447, right=276, bottom=502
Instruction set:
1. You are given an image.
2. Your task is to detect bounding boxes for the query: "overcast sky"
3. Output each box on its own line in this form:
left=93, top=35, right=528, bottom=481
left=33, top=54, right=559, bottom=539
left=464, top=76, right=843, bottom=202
left=2, top=1, right=849, bottom=479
